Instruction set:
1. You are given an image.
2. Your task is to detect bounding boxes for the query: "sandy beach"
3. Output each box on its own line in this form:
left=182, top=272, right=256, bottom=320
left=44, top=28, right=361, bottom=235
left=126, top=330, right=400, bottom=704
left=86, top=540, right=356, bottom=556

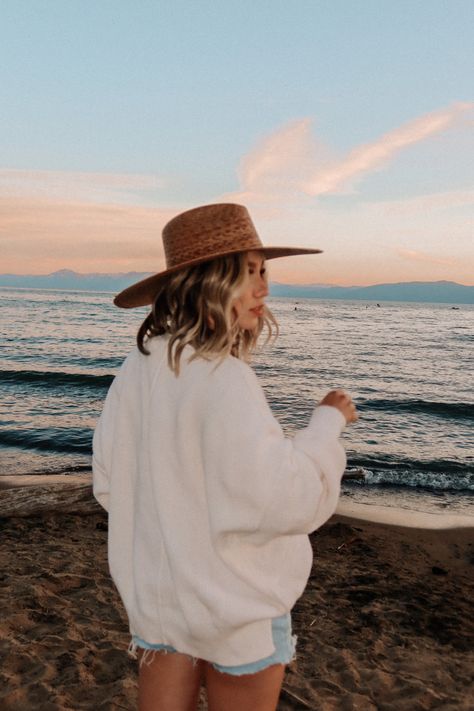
left=0, top=476, right=473, bottom=710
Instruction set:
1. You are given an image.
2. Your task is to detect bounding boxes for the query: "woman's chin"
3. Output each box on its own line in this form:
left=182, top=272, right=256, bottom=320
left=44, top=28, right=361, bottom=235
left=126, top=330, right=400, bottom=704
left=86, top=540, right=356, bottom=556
left=240, top=318, right=259, bottom=332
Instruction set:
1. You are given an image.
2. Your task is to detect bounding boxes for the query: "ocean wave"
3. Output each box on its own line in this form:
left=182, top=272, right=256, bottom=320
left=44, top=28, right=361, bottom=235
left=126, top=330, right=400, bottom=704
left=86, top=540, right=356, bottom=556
left=348, top=452, right=471, bottom=475
left=345, top=467, right=474, bottom=493
left=0, top=369, right=114, bottom=390
left=358, top=398, right=474, bottom=420
left=345, top=453, right=473, bottom=492
left=1, top=422, right=472, bottom=493
left=0, top=427, right=92, bottom=454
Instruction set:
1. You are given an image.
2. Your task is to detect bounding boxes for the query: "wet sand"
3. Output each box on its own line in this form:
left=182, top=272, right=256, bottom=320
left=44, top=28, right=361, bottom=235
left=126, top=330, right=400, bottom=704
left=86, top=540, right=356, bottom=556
left=0, top=484, right=473, bottom=710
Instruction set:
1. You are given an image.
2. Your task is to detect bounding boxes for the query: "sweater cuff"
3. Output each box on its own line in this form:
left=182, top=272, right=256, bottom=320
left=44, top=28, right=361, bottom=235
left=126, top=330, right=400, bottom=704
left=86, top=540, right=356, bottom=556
left=308, top=404, right=346, bottom=437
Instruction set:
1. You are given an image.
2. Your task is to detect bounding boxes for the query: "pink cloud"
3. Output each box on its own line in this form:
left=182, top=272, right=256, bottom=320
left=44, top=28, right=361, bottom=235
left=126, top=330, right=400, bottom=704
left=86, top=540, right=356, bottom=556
left=220, top=118, right=329, bottom=205
left=0, top=169, right=167, bottom=204
left=305, top=102, right=473, bottom=195
left=396, top=248, right=458, bottom=267
left=0, top=195, right=176, bottom=273
left=380, top=189, right=474, bottom=215
left=238, top=119, right=326, bottom=193
left=222, top=102, right=473, bottom=204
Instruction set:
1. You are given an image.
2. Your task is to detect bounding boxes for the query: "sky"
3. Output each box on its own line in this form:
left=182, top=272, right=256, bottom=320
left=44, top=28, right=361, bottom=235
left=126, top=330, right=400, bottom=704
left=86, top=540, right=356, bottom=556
left=0, top=0, right=473, bottom=286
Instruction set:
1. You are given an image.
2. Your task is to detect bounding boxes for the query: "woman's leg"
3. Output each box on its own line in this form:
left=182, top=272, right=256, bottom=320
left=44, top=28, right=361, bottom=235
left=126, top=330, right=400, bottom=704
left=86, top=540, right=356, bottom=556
left=204, top=662, right=286, bottom=711
left=138, top=650, right=204, bottom=711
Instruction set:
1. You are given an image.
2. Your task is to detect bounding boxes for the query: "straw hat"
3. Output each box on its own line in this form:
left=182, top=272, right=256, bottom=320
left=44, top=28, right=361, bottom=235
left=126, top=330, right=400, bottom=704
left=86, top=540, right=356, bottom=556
left=114, top=203, right=322, bottom=308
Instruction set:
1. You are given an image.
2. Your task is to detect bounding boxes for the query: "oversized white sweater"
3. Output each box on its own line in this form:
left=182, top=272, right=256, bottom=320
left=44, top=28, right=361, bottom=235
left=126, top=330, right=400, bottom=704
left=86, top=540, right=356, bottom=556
left=92, top=336, right=346, bottom=666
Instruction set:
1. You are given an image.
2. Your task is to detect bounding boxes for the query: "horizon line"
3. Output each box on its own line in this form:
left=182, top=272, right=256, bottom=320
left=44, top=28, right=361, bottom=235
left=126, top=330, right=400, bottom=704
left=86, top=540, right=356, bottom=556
left=0, top=270, right=473, bottom=289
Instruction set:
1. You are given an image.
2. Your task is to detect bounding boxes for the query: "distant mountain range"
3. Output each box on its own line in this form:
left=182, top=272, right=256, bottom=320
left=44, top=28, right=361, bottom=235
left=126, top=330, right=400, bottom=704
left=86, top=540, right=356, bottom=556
left=270, top=281, right=474, bottom=304
left=0, top=269, right=473, bottom=304
left=0, top=269, right=150, bottom=294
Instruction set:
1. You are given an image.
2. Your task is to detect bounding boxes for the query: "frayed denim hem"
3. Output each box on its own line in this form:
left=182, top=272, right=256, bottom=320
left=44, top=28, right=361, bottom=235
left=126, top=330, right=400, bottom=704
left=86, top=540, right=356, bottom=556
left=128, top=613, right=296, bottom=676
left=128, top=638, right=199, bottom=669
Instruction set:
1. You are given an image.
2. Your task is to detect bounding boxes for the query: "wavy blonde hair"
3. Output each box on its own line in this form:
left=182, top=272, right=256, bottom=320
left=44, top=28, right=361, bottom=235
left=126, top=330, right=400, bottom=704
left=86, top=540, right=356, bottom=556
left=137, top=253, right=277, bottom=374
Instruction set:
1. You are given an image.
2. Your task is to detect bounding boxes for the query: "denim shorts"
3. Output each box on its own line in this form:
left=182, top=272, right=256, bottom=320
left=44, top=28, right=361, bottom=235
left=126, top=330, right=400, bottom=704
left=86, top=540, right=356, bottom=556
left=128, top=613, right=296, bottom=676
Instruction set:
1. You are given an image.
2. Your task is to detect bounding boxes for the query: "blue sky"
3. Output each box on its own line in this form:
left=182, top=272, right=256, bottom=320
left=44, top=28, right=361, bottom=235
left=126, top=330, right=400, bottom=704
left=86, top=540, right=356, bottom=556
left=1, top=1, right=473, bottom=284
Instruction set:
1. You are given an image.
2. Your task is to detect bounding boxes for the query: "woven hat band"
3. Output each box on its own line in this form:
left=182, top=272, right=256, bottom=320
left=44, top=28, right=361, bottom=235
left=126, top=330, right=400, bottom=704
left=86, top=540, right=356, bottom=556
left=163, top=204, right=263, bottom=269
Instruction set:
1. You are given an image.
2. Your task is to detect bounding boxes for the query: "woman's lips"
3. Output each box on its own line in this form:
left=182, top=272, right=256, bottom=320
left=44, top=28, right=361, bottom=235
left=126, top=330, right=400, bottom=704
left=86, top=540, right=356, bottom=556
left=250, top=305, right=264, bottom=317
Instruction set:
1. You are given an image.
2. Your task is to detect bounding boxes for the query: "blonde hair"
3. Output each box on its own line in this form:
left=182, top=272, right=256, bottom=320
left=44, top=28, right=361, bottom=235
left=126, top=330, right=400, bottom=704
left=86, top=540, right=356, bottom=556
left=137, top=253, right=277, bottom=374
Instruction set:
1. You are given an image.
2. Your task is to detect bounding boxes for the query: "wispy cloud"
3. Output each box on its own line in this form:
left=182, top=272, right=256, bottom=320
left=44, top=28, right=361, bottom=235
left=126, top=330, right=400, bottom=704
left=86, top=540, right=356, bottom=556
left=0, top=195, right=175, bottom=273
left=224, top=102, right=473, bottom=203
left=305, top=102, right=473, bottom=195
left=380, top=188, right=474, bottom=215
left=236, top=119, right=328, bottom=198
left=0, top=169, right=167, bottom=204
left=221, top=119, right=329, bottom=205
left=396, top=248, right=458, bottom=267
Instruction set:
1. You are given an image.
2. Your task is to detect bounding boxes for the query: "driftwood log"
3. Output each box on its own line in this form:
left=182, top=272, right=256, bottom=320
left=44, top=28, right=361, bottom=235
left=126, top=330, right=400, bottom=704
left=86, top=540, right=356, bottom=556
left=0, top=474, right=102, bottom=517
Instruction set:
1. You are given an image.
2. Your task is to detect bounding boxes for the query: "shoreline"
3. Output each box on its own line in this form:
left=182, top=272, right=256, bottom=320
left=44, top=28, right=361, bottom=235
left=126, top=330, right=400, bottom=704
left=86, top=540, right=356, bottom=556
left=336, top=500, right=474, bottom=530
left=1, top=472, right=473, bottom=529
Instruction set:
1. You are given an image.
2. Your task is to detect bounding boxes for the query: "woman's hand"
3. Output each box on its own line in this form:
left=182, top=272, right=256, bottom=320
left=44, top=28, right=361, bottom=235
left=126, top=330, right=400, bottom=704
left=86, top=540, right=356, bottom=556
left=320, top=389, right=358, bottom=424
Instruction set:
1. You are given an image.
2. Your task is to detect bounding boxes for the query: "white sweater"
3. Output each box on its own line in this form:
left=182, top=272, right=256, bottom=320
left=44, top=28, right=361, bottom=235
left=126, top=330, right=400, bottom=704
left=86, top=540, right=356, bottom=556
left=92, top=336, right=346, bottom=666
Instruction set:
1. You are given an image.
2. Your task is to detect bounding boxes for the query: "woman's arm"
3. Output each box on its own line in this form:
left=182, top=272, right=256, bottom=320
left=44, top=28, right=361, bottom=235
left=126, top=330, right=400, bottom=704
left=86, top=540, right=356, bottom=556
left=202, top=359, right=348, bottom=544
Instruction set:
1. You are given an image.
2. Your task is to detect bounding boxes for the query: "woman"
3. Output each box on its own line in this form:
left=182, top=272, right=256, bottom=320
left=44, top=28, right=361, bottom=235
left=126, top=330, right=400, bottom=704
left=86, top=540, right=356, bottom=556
left=93, top=203, right=357, bottom=711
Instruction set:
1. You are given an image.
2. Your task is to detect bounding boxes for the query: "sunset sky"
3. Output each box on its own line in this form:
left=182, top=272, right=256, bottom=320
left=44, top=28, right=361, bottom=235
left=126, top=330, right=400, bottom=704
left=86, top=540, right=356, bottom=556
left=1, top=1, right=473, bottom=285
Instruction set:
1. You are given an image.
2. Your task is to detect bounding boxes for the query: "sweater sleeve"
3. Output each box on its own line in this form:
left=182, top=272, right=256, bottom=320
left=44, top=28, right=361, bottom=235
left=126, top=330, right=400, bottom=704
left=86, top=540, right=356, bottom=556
left=202, top=359, right=347, bottom=544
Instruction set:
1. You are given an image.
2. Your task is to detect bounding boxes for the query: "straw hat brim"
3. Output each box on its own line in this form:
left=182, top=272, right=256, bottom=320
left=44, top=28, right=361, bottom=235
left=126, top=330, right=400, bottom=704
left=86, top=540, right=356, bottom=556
left=114, top=245, right=322, bottom=308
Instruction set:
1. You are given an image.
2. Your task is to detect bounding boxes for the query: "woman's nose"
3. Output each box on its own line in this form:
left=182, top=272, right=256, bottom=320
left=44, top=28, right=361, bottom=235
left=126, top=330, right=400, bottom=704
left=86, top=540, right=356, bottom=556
left=255, top=275, right=269, bottom=297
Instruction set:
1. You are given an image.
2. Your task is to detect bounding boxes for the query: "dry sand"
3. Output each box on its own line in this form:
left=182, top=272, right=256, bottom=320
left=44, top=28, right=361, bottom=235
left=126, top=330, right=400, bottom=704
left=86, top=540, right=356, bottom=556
left=0, top=479, right=473, bottom=710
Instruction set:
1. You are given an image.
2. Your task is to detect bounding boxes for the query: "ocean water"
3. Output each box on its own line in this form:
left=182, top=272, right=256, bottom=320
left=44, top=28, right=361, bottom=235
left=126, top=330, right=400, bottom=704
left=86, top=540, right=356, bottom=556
left=1, top=287, right=473, bottom=517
